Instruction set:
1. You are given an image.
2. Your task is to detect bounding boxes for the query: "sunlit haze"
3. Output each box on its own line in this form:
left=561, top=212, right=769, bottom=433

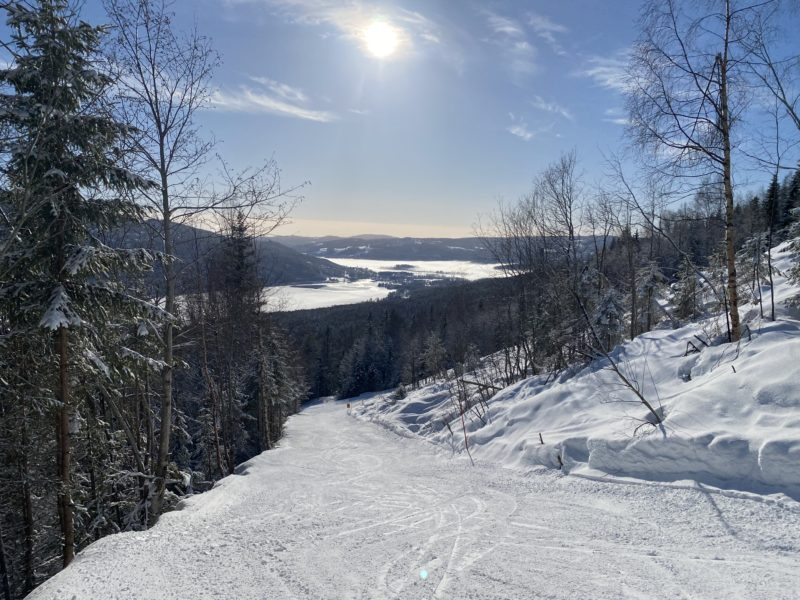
left=363, top=21, right=400, bottom=58
left=65, top=1, right=799, bottom=237
left=120, top=0, right=651, bottom=237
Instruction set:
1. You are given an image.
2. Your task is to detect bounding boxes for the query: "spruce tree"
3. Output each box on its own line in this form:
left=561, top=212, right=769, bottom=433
left=0, top=0, right=158, bottom=569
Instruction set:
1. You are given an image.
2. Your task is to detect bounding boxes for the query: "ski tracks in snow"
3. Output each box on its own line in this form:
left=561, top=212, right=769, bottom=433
left=28, top=401, right=800, bottom=600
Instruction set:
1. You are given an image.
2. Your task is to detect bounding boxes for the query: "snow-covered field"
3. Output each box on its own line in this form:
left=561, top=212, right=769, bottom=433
left=28, top=400, right=800, bottom=599
left=326, top=258, right=504, bottom=281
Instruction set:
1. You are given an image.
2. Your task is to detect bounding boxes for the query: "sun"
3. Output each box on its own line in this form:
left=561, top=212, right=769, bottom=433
left=363, top=21, right=399, bottom=59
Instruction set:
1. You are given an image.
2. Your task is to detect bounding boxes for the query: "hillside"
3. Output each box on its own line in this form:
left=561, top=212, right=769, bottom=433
left=273, top=234, right=497, bottom=262
left=353, top=242, right=800, bottom=500
left=110, top=220, right=372, bottom=290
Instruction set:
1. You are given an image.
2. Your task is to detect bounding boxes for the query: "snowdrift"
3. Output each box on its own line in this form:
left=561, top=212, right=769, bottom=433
left=353, top=243, right=800, bottom=499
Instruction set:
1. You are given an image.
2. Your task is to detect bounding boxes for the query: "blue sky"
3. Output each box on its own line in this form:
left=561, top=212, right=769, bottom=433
left=5, top=1, right=798, bottom=236
left=9, top=1, right=649, bottom=236
left=168, top=0, right=644, bottom=237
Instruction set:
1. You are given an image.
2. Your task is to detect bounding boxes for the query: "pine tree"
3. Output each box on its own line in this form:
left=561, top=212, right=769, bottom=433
left=784, top=168, right=800, bottom=229
left=592, top=288, right=625, bottom=352
left=674, top=259, right=702, bottom=320
left=0, top=0, right=159, bottom=571
left=421, top=332, right=447, bottom=382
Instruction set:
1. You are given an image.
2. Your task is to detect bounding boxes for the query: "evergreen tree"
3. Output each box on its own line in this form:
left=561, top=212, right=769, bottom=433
left=592, top=288, right=625, bottom=352
left=674, top=259, right=702, bottom=320
left=0, top=0, right=158, bottom=571
left=421, top=332, right=447, bottom=382
left=784, top=167, right=800, bottom=230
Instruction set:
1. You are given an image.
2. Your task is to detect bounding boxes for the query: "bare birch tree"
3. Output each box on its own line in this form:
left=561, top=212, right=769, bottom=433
left=625, top=0, right=770, bottom=342
left=104, top=0, right=299, bottom=519
left=744, top=2, right=800, bottom=135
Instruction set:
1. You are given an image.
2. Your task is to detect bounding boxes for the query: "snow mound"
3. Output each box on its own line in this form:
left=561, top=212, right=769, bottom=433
left=354, top=244, right=800, bottom=499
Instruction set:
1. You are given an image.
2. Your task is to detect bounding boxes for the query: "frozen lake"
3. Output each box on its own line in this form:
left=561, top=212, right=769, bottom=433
left=264, top=279, right=392, bottom=312
left=265, top=259, right=504, bottom=312
left=326, top=258, right=503, bottom=281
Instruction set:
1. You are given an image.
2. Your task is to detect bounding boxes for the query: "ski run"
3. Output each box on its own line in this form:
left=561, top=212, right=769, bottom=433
left=29, top=398, right=800, bottom=599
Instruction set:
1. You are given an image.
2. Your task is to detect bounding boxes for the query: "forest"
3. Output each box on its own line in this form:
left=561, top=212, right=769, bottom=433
left=1, top=0, right=799, bottom=598
left=0, top=2, right=305, bottom=597
left=281, top=163, right=799, bottom=404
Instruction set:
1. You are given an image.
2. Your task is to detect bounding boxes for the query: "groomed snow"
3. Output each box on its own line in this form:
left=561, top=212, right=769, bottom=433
left=27, top=400, right=800, bottom=599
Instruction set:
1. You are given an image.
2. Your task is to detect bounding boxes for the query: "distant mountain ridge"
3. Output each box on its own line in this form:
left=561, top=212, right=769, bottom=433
left=109, top=221, right=372, bottom=292
left=273, top=235, right=497, bottom=262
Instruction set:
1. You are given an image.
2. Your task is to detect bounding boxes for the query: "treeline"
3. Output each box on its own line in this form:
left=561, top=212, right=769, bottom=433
left=0, top=2, right=303, bottom=599
left=275, top=277, right=523, bottom=399
left=280, top=160, right=799, bottom=405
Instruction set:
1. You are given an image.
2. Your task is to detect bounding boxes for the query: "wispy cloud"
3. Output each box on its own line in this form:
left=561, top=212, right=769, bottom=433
left=482, top=10, right=537, bottom=77
left=506, top=112, right=551, bottom=142
left=603, top=107, right=630, bottom=126
left=531, top=95, right=573, bottom=120
left=528, top=11, right=568, bottom=56
left=486, top=12, right=524, bottom=37
left=248, top=76, right=308, bottom=103
left=577, top=52, right=631, bottom=92
left=212, top=77, right=336, bottom=122
left=223, top=0, right=442, bottom=59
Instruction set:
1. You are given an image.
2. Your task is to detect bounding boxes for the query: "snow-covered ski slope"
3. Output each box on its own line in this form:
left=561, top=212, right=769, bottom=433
left=355, top=243, right=800, bottom=500
left=28, top=399, right=800, bottom=599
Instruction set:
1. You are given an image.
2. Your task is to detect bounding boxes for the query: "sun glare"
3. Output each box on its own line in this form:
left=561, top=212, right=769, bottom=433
left=363, top=21, right=399, bottom=58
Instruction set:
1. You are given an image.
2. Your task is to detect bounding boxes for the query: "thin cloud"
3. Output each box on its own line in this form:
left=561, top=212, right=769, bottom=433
left=486, top=13, right=524, bottom=37
left=212, top=78, right=337, bottom=122
left=248, top=76, right=308, bottom=104
left=528, top=12, right=567, bottom=34
left=482, top=10, right=537, bottom=77
left=531, top=95, right=573, bottom=121
left=506, top=112, right=551, bottom=142
left=603, top=107, right=630, bottom=126
left=223, top=0, right=443, bottom=58
left=577, top=52, right=631, bottom=92
left=528, top=11, right=568, bottom=56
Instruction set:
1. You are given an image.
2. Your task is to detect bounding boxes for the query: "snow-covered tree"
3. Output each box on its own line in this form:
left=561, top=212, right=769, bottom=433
left=0, top=0, right=159, bottom=571
left=592, top=288, right=626, bottom=352
left=673, top=259, right=703, bottom=320
left=421, top=331, right=447, bottom=382
left=636, top=261, right=667, bottom=332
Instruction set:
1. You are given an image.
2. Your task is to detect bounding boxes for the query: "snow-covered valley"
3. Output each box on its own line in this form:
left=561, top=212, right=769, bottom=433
left=25, top=244, right=800, bottom=600
left=27, top=400, right=800, bottom=600
left=264, top=259, right=504, bottom=312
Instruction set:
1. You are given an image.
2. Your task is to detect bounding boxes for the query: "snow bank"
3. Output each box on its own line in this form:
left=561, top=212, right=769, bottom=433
left=354, top=243, right=800, bottom=499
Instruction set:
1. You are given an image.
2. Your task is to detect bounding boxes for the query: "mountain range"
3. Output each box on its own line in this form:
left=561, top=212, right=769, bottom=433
left=272, top=235, right=496, bottom=262
left=109, top=220, right=372, bottom=292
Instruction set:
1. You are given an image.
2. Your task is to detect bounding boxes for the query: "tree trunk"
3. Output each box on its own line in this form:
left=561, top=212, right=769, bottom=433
left=152, top=178, right=174, bottom=520
left=54, top=210, right=75, bottom=566
left=20, top=411, right=34, bottom=593
left=766, top=179, right=776, bottom=321
left=56, top=325, right=74, bottom=566
left=718, top=49, right=741, bottom=343
left=258, top=354, right=272, bottom=452
left=629, top=242, right=637, bottom=340
left=0, top=524, right=11, bottom=600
